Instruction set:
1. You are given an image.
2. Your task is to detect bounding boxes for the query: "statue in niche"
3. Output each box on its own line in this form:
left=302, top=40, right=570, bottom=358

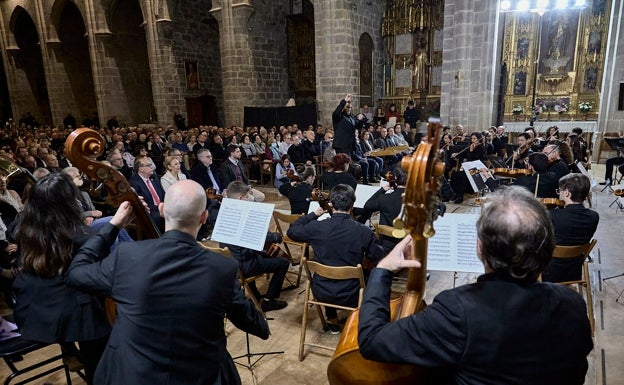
left=588, top=31, right=602, bottom=55
left=584, top=67, right=598, bottom=90
left=384, top=49, right=393, bottom=81
left=410, top=39, right=429, bottom=91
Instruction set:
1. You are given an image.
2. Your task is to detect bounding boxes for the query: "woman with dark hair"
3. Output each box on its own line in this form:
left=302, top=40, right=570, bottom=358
left=449, top=132, right=486, bottom=203
left=12, top=173, right=110, bottom=385
left=320, top=153, right=358, bottom=190
left=275, top=154, right=296, bottom=189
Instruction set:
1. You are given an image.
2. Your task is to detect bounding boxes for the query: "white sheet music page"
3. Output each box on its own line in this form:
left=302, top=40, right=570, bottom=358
left=354, top=184, right=382, bottom=208
left=211, top=198, right=275, bottom=251
left=427, top=212, right=484, bottom=274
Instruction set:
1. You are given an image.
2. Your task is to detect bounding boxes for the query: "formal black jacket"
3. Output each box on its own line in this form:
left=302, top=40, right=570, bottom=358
left=129, top=173, right=165, bottom=228
left=67, top=224, right=269, bottom=385
left=287, top=212, right=385, bottom=307
left=542, top=204, right=599, bottom=282
left=403, top=106, right=420, bottom=127
left=220, top=158, right=249, bottom=186
left=363, top=187, right=404, bottom=251
left=548, top=159, right=570, bottom=180
left=190, top=162, right=224, bottom=192
left=279, top=182, right=314, bottom=214
left=320, top=171, right=357, bottom=191
left=359, top=269, right=593, bottom=385
left=332, top=99, right=365, bottom=154
left=486, top=171, right=559, bottom=198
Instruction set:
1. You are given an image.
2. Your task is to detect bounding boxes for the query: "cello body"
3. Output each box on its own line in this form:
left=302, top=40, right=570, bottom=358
left=327, top=121, right=444, bottom=384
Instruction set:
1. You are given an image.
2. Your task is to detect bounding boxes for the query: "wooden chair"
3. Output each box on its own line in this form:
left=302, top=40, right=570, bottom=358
left=198, top=243, right=264, bottom=311
left=260, top=159, right=275, bottom=185
left=551, top=239, right=598, bottom=335
left=272, top=211, right=309, bottom=287
left=299, top=258, right=365, bottom=361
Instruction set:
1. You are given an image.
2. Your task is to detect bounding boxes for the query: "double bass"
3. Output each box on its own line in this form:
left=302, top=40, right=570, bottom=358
left=65, top=128, right=161, bottom=324
left=327, top=120, right=445, bottom=384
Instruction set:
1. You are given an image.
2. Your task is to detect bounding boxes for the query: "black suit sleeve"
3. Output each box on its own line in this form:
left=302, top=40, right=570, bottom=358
left=224, top=268, right=270, bottom=340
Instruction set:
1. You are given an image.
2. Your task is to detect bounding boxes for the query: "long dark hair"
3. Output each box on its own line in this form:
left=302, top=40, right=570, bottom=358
left=16, top=173, right=87, bottom=277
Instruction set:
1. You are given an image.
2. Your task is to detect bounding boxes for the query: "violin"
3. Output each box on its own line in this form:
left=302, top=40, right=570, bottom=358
left=328, top=120, right=444, bottom=384
left=538, top=198, right=565, bottom=209
left=287, top=169, right=301, bottom=183
left=384, top=171, right=397, bottom=189
left=206, top=187, right=223, bottom=201
left=311, top=188, right=333, bottom=215
left=491, top=167, right=532, bottom=178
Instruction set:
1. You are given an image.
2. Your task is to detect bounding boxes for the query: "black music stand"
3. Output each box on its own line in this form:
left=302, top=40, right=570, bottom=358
left=601, top=137, right=624, bottom=192
left=232, top=317, right=283, bottom=372
left=602, top=273, right=624, bottom=303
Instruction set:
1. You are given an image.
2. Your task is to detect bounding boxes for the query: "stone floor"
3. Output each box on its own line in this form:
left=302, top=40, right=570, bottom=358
left=1, top=164, right=623, bottom=385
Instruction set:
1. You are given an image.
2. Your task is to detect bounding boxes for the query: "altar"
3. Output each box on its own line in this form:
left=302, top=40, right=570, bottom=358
left=503, top=120, right=598, bottom=134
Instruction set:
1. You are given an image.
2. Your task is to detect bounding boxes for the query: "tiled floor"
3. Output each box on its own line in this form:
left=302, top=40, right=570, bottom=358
left=2, top=165, right=623, bottom=385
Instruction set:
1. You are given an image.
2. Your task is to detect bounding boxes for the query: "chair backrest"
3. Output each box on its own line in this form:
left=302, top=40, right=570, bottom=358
left=552, top=239, right=597, bottom=260
left=198, top=242, right=232, bottom=257
left=303, top=258, right=365, bottom=289
left=273, top=211, right=304, bottom=235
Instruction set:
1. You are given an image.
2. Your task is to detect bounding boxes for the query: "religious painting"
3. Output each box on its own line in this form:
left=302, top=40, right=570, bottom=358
left=185, top=61, right=199, bottom=89
left=516, top=37, right=529, bottom=59
left=358, top=33, right=374, bottom=106
left=588, top=31, right=602, bottom=55
left=539, top=10, right=579, bottom=74
left=513, top=71, right=527, bottom=95
left=593, top=0, right=606, bottom=16
left=584, top=67, right=599, bottom=91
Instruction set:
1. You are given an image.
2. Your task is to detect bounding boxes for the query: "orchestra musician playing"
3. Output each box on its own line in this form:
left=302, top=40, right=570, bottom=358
left=278, top=166, right=316, bottom=214
left=542, top=142, right=570, bottom=180
left=448, top=132, right=486, bottom=204
left=505, top=132, right=532, bottom=168
left=542, top=173, right=599, bottom=283
left=358, top=186, right=593, bottom=385
left=67, top=179, right=270, bottom=385
left=287, top=184, right=385, bottom=334
left=481, top=152, right=559, bottom=198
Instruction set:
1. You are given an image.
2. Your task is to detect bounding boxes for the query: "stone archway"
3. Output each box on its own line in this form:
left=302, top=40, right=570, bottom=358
left=109, top=0, right=154, bottom=125
left=52, top=0, right=97, bottom=126
left=11, top=7, right=52, bottom=125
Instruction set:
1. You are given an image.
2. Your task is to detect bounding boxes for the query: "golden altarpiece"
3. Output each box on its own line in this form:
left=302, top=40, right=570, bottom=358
left=379, top=0, right=444, bottom=118
left=501, top=0, right=610, bottom=123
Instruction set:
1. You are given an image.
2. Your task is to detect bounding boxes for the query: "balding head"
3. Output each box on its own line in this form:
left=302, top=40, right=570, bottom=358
left=161, top=180, right=207, bottom=233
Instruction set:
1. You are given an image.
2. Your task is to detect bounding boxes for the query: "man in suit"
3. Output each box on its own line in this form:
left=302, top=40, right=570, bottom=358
left=190, top=148, right=223, bottom=240
left=107, top=150, right=132, bottom=180
left=220, top=144, right=264, bottom=202
left=67, top=180, right=269, bottom=385
left=287, top=184, right=385, bottom=334
left=332, top=93, right=366, bottom=155
left=542, top=173, right=599, bottom=282
left=129, top=155, right=165, bottom=229
left=358, top=186, right=593, bottom=384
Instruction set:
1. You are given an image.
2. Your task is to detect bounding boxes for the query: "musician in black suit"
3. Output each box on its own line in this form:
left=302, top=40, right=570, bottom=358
left=13, top=173, right=111, bottom=385
left=482, top=152, right=559, bottom=198
left=67, top=180, right=269, bottom=385
left=129, top=155, right=165, bottom=230
left=358, top=186, right=593, bottom=385
left=542, top=173, right=599, bottom=283
left=543, top=142, right=569, bottom=181
left=287, top=184, right=385, bottom=333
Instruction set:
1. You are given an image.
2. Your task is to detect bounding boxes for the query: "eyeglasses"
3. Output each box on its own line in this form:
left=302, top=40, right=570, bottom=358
left=327, top=137, right=333, bottom=139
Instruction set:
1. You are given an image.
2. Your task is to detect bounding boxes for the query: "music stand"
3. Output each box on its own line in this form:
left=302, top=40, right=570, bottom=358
left=601, top=138, right=624, bottom=192
left=232, top=318, right=284, bottom=372
left=602, top=272, right=624, bottom=303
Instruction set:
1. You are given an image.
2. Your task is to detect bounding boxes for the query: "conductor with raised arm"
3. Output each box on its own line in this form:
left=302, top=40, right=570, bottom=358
left=332, top=93, right=367, bottom=155
left=358, top=186, right=593, bottom=385
left=67, top=180, right=269, bottom=385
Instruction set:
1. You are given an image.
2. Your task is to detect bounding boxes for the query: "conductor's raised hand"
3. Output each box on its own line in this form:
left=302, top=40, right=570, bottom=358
left=110, top=201, right=135, bottom=229
left=376, top=235, right=421, bottom=272
left=345, top=93, right=352, bottom=102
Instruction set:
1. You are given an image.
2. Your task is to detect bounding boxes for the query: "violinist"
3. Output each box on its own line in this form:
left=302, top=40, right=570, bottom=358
left=362, top=165, right=407, bottom=252
left=449, top=132, right=486, bottom=203
left=358, top=187, right=593, bottom=385
left=452, top=124, right=469, bottom=144
left=439, top=133, right=455, bottom=178
left=287, top=184, right=385, bottom=334
left=524, top=127, right=544, bottom=152
left=279, top=166, right=316, bottom=214
left=547, top=126, right=560, bottom=141
left=481, top=152, right=559, bottom=198
left=505, top=132, right=532, bottom=168
left=542, top=142, right=569, bottom=180
left=487, top=126, right=503, bottom=157
left=542, top=173, right=599, bottom=283
left=320, top=153, right=358, bottom=191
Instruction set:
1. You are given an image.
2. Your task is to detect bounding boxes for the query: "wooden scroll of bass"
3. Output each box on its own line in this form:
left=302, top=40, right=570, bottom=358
left=65, top=128, right=162, bottom=324
left=327, top=120, right=444, bottom=385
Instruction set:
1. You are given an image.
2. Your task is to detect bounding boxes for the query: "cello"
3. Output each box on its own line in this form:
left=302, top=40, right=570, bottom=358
left=65, top=128, right=161, bottom=324
left=327, top=120, right=445, bottom=385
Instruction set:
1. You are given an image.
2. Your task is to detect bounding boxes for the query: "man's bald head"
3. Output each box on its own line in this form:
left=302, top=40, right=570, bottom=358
left=162, top=180, right=207, bottom=231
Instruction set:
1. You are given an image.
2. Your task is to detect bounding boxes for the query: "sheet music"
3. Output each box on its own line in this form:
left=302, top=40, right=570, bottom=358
left=428, top=213, right=484, bottom=273
left=307, top=201, right=331, bottom=221
left=354, top=184, right=382, bottom=208
left=211, top=198, right=275, bottom=251
left=462, top=160, right=488, bottom=193
left=575, top=160, right=597, bottom=187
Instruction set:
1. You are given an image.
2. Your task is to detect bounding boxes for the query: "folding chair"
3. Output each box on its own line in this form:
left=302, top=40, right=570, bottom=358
left=0, top=338, right=73, bottom=385
left=197, top=243, right=264, bottom=311
left=299, top=258, right=365, bottom=361
left=551, top=239, right=597, bottom=335
left=272, top=211, right=309, bottom=287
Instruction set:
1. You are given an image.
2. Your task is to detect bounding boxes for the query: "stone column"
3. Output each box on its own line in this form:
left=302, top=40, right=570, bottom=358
left=312, top=0, right=359, bottom=127
left=440, top=0, right=501, bottom=131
